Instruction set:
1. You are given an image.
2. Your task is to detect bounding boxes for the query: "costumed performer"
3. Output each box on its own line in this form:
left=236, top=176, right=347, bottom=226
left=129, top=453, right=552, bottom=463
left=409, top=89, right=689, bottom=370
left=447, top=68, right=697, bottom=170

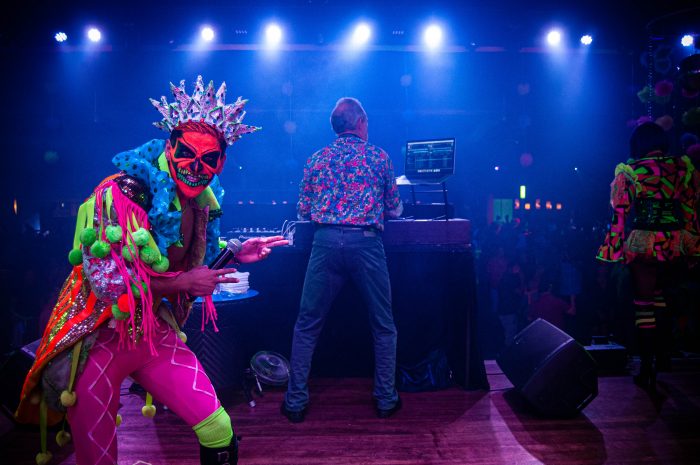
left=15, top=75, right=288, bottom=465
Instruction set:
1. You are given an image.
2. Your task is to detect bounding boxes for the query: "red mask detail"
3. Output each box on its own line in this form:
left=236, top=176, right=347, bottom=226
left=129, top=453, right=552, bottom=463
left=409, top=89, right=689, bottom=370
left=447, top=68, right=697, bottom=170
left=166, top=131, right=226, bottom=198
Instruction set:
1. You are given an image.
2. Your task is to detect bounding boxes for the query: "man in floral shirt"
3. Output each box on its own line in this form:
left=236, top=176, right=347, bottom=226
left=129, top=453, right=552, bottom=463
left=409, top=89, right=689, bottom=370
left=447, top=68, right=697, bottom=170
left=282, top=97, right=403, bottom=422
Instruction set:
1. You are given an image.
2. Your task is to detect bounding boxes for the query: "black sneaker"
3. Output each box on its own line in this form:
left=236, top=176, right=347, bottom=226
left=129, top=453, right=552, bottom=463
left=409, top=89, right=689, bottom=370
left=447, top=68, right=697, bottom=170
left=376, top=397, right=402, bottom=419
left=280, top=402, right=307, bottom=423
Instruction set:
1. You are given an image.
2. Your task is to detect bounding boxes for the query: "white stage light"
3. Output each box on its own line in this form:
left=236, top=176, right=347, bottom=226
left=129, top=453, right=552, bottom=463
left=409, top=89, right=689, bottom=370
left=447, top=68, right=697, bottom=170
left=87, top=28, right=101, bottom=43
left=423, top=24, right=443, bottom=49
left=265, top=24, right=282, bottom=46
left=352, top=23, right=371, bottom=46
left=681, top=35, right=694, bottom=47
left=201, top=26, right=215, bottom=42
left=546, top=29, right=561, bottom=46
left=55, top=32, right=67, bottom=43
left=580, top=34, right=593, bottom=45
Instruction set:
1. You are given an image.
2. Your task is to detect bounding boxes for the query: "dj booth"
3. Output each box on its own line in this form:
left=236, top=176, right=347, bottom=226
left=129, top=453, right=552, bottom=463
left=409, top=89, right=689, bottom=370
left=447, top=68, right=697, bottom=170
left=185, top=219, right=488, bottom=392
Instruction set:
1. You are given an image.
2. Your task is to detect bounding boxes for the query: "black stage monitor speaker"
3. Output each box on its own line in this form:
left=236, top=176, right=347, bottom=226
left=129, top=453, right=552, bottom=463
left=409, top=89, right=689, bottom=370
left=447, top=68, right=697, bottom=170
left=0, top=339, right=40, bottom=419
left=497, top=319, right=598, bottom=417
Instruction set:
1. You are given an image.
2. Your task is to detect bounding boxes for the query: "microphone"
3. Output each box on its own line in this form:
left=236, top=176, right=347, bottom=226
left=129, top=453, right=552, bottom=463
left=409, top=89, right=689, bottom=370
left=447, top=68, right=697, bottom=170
left=208, top=238, right=243, bottom=269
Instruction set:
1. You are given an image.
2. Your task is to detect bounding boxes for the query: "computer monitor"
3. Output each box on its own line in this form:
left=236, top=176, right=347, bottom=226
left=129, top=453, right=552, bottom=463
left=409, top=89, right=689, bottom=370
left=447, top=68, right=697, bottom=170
left=404, top=138, right=456, bottom=183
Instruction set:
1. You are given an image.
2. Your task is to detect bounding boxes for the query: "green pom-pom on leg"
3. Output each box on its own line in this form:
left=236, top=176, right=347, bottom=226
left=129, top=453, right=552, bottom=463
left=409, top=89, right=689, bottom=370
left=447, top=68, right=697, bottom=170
left=35, top=451, right=53, bottom=465
left=59, top=390, right=76, bottom=407
left=68, top=249, right=83, bottom=266
left=105, top=225, right=123, bottom=243
left=79, top=228, right=97, bottom=247
left=55, top=430, right=71, bottom=447
left=90, top=240, right=111, bottom=259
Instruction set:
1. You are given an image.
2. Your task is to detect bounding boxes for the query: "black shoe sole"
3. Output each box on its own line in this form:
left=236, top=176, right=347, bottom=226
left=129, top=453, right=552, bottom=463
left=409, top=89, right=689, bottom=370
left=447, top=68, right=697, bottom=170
left=376, top=399, right=402, bottom=419
left=280, top=403, right=306, bottom=423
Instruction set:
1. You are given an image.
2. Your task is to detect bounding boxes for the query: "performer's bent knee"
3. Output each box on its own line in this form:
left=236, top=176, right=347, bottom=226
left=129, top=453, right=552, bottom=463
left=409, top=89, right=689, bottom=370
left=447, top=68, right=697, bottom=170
left=193, top=406, right=233, bottom=448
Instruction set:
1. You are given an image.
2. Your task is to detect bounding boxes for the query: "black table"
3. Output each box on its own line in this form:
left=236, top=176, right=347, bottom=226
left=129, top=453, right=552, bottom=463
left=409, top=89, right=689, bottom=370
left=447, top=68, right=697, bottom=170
left=186, top=244, right=488, bottom=392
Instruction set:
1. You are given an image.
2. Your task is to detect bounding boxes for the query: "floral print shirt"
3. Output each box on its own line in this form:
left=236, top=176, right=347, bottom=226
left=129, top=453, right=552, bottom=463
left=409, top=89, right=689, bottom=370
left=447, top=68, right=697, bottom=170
left=297, top=134, right=402, bottom=230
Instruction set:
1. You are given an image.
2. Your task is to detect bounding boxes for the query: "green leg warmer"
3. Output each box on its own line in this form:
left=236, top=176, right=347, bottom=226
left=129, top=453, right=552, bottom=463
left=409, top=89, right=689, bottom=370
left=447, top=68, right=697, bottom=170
left=193, top=407, right=233, bottom=449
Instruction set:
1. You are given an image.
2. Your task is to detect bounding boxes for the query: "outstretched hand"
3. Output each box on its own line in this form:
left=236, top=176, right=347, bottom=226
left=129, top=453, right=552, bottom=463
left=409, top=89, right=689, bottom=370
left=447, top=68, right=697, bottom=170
left=180, top=266, right=240, bottom=297
left=236, top=235, right=289, bottom=264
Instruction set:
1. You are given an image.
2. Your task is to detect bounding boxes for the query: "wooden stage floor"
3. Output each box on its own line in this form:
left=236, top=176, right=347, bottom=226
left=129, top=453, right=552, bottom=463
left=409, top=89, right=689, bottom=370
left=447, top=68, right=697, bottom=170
left=2, top=360, right=699, bottom=465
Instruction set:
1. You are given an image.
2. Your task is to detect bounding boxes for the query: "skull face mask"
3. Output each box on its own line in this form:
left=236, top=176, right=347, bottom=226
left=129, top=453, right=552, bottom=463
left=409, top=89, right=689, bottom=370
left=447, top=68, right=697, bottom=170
left=166, top=130, right=225, bottom=198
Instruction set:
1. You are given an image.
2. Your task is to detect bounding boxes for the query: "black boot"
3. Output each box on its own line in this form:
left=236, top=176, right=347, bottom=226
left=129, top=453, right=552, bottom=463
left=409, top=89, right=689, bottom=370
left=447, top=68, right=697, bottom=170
left=633, top=353, right=654, bottom=390
left=654, top=310, right=673, bottom=373
left=200, top=437, right=239, bottom=465
left=633, top=328, right=657, bottom=392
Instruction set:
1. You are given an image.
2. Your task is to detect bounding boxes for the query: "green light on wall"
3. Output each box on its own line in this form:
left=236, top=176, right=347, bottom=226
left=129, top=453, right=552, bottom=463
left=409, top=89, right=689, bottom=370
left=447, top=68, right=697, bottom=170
left=519, top=185, right=526, bottom=199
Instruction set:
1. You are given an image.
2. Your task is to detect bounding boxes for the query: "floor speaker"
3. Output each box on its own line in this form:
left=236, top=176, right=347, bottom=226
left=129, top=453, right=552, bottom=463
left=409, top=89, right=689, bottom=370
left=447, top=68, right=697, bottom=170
left=0, top=339, right=40, bottom=419
left=497, top=319, right=598, bottom=417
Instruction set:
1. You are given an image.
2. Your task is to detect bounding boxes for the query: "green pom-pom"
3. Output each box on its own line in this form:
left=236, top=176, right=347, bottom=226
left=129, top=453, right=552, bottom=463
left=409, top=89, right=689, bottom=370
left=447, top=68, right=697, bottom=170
left=59, top=390, right=76, bottom=407
left=105, top=225, right=123, bottom=243
left=140, top=246, right=159, bottom=264
left=56, top=430, right=72, bottom=447
left=90, top=240, right=111, bottom=259
left=79, top=228, right=97, bottom=247
left=36, top=451, right=53, bottom=465
left=130, top=282, right=142, bottom=298
left=152, top=256, right=170, bottom=273
left=129, top=282, right=148, bottom=298
left=122, top=245, right=134, bottom=262
left=68, top=248, right=83, bottom=266
left=142, top=404, right=157, bottom=418
left=132, top=228, right=151, bottom=247
left=111, top=304, right=130, bottom=320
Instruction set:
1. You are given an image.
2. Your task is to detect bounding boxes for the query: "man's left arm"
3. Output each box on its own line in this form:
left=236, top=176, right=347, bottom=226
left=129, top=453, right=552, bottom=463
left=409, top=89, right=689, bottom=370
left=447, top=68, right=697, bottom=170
left=383, top=153, right=403, bottom=218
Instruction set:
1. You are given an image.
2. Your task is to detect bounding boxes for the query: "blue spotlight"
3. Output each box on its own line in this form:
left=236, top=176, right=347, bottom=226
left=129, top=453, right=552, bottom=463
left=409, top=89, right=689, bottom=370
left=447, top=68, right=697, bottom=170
left=423, top=24, right=443, bottom=49
left=351, top=23, right=371, bottom=46
left=681, top=35, right=694, bottom=47
left=265, top=23, right=282, bottom=46
left=200, top=26, right=215, bottom=42
left=54, top=32, right=68, bottom=43
left=580, top=34, right=593, bottom=45
left=87, top=27, right=101, bottom=43
left=546, top=29, right=562, bottom=46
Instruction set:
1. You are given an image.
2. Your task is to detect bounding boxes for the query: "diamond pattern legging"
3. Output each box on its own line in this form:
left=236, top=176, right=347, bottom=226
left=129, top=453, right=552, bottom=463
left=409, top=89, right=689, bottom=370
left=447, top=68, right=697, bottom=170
left=67, top=321, right=221, bottom=465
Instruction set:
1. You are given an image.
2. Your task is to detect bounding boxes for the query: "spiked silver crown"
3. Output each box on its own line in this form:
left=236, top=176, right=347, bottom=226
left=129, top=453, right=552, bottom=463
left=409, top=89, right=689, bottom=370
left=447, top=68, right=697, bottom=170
left=150, top=75, right=260, bottom=146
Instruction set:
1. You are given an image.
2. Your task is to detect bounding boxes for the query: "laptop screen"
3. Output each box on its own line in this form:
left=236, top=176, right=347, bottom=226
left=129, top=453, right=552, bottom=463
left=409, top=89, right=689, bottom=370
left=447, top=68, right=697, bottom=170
left=404, top=138, right=456, bottom=182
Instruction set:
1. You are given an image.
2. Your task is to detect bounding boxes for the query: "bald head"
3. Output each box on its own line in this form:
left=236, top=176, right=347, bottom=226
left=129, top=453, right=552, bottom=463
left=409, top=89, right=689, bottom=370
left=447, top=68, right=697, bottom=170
left=330, top=97, right=368, bottom=139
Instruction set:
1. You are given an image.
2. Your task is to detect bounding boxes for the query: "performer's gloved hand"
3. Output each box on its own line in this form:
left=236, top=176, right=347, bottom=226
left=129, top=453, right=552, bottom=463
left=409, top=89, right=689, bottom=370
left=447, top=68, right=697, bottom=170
left=180, top=266, right=240, bottom=297
left=236, top=235, right=289, bottom=264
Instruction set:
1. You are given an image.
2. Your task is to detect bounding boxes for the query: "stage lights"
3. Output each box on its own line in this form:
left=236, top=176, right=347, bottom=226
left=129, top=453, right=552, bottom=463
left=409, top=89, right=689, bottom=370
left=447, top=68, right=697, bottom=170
left=200, top=26, right=215, bottom=42
left=546, top=29, right=562, bottom=46
left=423, top=24, right=443, bottom=49
left=265, top=23, right=283, bottom=46
left=351, top=23, right=372, bottom=46
left=55, top=20, right=631, bottom=50
left=681, top=35, right=694, bottom=47
left=87, top=27, right=101, bottom=43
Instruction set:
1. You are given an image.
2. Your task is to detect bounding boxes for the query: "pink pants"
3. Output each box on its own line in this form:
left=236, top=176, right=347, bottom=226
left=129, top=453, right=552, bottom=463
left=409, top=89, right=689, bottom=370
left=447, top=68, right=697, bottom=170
left=67, top=320, right=221, bottom=465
